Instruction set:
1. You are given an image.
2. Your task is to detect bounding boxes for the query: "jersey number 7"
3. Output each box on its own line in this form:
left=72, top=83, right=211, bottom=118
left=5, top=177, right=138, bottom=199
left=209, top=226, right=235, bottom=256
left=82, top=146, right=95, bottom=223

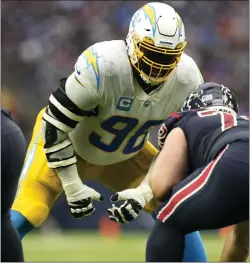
left=197, top=109, right=238, bottom=131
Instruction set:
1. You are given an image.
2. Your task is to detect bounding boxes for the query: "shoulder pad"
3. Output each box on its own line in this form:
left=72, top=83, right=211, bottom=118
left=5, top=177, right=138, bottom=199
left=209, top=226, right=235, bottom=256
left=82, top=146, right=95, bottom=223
left=176, top=53, right=204, bottom=85
left=92, top=40, right=129, bottom=77
left=164, top=111, right=193, bottom=132
left=75, top=40, right=128, bottom=90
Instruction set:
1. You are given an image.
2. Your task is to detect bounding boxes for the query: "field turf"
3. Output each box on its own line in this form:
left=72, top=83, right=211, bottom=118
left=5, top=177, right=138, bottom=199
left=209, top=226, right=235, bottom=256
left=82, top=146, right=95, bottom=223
left=23, top=231, right=226, bottom=261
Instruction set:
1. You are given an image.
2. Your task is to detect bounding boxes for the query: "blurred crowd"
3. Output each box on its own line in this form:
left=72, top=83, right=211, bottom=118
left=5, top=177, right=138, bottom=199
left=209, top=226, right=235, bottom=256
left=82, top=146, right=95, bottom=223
left=2, top=0, right=249, bottom=141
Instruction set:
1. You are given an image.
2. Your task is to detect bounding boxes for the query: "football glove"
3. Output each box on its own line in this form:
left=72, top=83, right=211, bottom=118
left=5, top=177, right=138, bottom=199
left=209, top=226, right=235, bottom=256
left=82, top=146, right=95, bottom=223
left=107, top=183, right=153, bottom=224
left=66, top=185, right=104, bottom=219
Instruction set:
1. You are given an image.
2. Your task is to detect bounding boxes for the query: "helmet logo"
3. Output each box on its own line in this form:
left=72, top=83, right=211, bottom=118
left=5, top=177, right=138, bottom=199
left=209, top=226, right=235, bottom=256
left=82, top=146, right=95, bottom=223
left=142, top=4, right=156, bottom=36
left=131, top=12, right=141, bottom=28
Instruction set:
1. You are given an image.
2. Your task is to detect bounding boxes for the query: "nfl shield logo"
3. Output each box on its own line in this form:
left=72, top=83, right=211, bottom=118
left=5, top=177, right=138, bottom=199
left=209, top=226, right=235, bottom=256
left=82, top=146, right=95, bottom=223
left=143, top=100, right=150, bottom=108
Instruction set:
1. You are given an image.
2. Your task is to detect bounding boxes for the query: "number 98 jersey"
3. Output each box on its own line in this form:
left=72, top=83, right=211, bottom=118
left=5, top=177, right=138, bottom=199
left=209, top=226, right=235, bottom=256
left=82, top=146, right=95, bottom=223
left=67, top=40, right=203, bottom=165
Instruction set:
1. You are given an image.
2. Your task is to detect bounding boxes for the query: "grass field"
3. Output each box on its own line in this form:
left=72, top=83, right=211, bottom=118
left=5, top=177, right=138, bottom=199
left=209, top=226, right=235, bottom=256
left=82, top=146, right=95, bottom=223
left=23, top=231, right=226, bottom=261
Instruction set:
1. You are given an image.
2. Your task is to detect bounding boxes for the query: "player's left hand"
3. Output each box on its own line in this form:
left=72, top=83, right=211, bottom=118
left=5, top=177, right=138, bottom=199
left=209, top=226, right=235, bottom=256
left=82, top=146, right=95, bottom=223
left=107, top=184, right=153, bottom=224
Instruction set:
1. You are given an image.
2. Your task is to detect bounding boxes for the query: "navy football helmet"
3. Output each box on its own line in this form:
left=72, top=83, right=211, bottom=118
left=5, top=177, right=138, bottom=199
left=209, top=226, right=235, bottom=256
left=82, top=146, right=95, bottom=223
left=181, top=82, right=239, bottom=114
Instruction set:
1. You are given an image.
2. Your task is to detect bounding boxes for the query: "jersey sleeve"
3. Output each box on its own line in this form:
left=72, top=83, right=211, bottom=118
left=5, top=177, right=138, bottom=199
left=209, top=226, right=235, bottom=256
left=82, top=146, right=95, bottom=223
left=70, top=47, right=101, bottom=111
left=43, top=46, right=101, bottom=133
left=158, top=112, right=182, bottom=150
left=177, top=54, right=204, bottom=87
left=157, top=111, right=192, bottom=150
left=184, top=65, right=204, bottom=94
left=175, top=54, right=204, bottom=111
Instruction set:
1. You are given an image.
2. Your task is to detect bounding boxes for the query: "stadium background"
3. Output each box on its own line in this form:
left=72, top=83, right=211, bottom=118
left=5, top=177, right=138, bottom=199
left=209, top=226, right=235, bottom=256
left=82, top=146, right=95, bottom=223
left=1, top=1, right=249, bottom=261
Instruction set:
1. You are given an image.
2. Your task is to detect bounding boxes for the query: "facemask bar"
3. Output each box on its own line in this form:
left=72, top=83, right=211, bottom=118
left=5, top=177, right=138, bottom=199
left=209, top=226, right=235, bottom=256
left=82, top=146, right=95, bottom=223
left=130, top=33, right=187, bottom=84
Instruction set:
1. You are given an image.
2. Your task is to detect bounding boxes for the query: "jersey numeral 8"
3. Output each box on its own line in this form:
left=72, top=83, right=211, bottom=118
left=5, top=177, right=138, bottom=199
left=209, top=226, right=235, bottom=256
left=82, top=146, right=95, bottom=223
left=89, top=116, right=163, bottom=154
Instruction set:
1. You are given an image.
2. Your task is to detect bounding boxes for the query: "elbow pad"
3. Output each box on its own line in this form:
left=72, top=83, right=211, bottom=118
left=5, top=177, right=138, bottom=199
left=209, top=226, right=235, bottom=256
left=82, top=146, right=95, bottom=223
left=43, top=120, right=76, bottom=168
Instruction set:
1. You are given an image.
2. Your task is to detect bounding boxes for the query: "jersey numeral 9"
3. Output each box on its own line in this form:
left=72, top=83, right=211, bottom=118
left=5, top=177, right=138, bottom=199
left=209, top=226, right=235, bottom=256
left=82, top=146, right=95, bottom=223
left=89, top=116, right=163, bottom=154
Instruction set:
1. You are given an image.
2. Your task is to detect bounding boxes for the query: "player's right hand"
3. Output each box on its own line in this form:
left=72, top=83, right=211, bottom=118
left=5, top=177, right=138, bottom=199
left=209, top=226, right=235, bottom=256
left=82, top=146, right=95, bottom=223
left=66, top=185, right=104, bottom=219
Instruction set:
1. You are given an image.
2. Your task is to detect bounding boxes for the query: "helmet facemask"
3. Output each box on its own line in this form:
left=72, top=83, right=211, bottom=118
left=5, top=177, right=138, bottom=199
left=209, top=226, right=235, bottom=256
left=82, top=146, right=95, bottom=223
left=129, top=33, right=187, bottom=85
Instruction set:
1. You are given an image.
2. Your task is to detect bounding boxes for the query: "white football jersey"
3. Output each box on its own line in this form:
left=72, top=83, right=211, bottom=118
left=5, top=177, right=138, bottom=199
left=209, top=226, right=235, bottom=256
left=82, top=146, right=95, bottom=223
left=65, top=40, right=203, bottom=165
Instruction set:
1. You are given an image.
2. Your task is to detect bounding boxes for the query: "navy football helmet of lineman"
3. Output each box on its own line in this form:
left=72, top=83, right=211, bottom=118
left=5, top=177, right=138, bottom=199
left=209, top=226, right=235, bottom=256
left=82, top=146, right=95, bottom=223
left=181, top=82, right=239, bottom=114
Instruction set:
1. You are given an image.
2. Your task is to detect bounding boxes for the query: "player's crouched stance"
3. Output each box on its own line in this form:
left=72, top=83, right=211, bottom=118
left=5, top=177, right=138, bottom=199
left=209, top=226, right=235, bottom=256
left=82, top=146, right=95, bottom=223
left=146, top=82, right=249, bottom=262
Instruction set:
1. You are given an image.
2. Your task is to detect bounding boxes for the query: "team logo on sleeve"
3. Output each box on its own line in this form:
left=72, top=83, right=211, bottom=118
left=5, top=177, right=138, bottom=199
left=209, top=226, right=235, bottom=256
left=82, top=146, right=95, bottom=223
left=158, top=123, right=168, bottom=150
left=83, top=48, right=100, bottom=90
left=116, top=97, right=133, bottom=111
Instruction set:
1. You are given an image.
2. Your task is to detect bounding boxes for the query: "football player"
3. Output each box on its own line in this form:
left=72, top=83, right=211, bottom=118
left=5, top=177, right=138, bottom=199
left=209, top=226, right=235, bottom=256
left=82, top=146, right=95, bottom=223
left=145, top=82, right=249, bottom=262
left=2, top=108, right=26, bottom=262
left=11, top=2, right=207, bottom=261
